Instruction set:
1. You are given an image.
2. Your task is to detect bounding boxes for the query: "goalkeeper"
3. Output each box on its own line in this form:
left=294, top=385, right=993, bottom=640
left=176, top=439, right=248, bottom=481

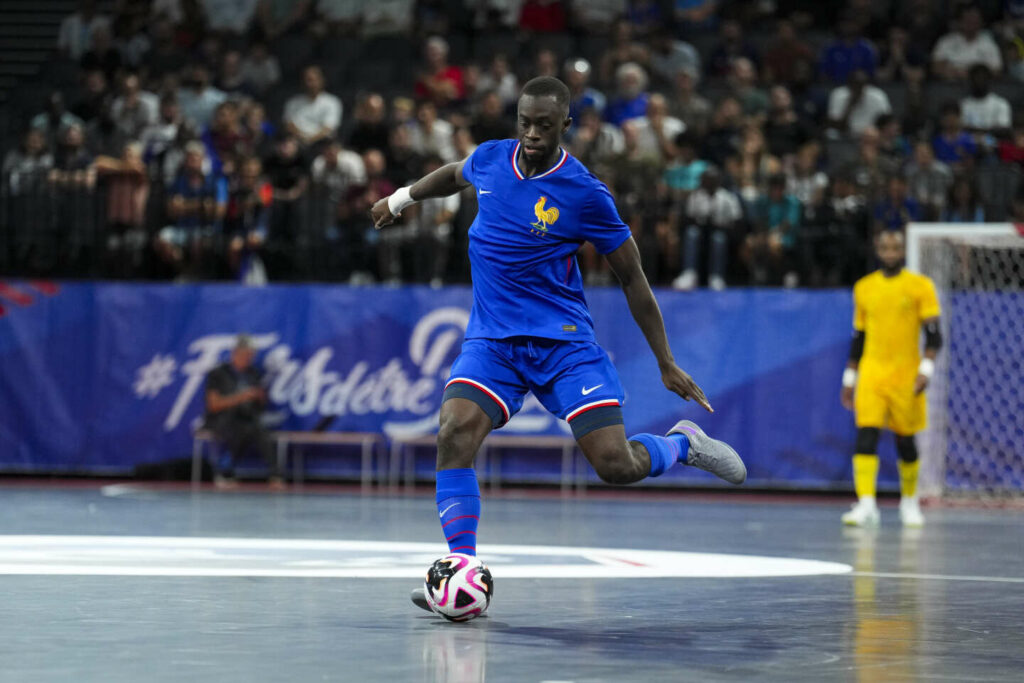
left=840, top=231, right=942, bottom=527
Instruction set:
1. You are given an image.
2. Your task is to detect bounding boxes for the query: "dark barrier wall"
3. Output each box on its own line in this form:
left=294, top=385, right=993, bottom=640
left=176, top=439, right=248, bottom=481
left=0, top=282, right=893, bottom=488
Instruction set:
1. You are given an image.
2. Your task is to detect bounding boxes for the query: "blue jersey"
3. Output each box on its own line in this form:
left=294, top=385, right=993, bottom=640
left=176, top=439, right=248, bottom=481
left=461, top=139, right=631, bottom=342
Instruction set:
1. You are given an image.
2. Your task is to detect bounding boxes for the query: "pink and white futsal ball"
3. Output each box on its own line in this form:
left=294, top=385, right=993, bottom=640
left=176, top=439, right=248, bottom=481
left=423, top=553, right=494, bottom=621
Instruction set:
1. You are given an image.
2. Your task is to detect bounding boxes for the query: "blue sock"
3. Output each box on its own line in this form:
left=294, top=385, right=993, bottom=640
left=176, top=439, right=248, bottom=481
left=436, top=468, right=481, bottom=556
left=628, top=433, right=691, bottom=477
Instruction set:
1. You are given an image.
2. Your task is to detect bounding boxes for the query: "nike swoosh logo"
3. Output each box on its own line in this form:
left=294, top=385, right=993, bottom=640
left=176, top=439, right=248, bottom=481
left=439, top=503, right=459, bottom=518
left=581, top=384, right=604, bottom=395
left=479, top=190, right=492, bottom=194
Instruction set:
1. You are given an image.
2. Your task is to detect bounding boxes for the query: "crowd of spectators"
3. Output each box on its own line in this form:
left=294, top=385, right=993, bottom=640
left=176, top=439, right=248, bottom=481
left=3, top=0, right=1024, bottom=288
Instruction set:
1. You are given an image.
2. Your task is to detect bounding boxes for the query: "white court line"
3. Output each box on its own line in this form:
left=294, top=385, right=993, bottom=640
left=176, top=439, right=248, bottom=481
left=850, top=571, right=1024, bottom=584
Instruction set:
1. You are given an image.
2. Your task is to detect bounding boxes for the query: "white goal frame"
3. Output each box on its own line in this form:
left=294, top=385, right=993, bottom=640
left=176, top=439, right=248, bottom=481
left=906, top=222, right=1024, bottom=499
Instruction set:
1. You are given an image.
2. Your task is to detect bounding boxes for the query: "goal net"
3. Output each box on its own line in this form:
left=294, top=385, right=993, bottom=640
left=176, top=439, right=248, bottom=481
left=906, top=223, right=1024, bottom=502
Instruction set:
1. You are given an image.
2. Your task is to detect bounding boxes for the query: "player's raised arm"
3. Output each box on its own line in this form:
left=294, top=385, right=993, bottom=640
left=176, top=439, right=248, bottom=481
left=371, top=159, right=470, bottom=228
left=605, top=237, right=712, bottom=413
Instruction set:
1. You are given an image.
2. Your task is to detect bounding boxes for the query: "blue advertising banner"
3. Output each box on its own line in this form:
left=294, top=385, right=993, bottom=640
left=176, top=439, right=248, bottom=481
left=0, top=281, right=881, bottom=487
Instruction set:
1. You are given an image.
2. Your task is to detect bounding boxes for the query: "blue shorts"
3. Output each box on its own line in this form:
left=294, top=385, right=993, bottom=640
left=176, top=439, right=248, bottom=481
left=443, top=337, right=625, bottom=438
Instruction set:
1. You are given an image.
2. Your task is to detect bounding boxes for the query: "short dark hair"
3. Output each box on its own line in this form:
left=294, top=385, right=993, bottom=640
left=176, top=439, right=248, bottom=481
left=520, top=76, right=570, bottom=114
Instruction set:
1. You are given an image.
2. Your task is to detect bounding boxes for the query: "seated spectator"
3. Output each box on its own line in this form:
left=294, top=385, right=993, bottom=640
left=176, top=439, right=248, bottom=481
left=202, top=101, right=248, bottom=176
left=875, top=114, right=910, bottom=167
left=113, top=6, right=151, bottom=69
left=263, top=133, right=308, bottom=273
left=997, top=120, right=1024, bottom=166
left=225, top=157, right=272, bottom=282
left=49, top=123, right=94, bottom=188
left=827, top=69, right=891, bottom=137
left=565, top=59, right=606, bottom=133
left=726, top=125, right=780, bottom=204
left=413, top=154, right=460, bottom=287
left=894, top=0, right=945, bottom=58
left=961, top=64, right=1012, bottom=135
left=819, top=11, right=877, bottom=84
left=110, top=73, right=159, bottom=142
left=284, top=65, right=343, bottom=150
left=385, top=124, right=426, bottom=188
left=31, top=93, right=84, bottom=149
left=350, top=149, right=396, bottom=282
left=58, top=0, right=111, bottom=61
left=2, top=129, right=53, bottom=196
left=311, top=138, right=366, bottom=277
left=841, top=126, right=897, bottom=202
left=477, top=54, right=519, bottom=109
left=905, top=141, right=953, bottom=220
left=569, top=106, right=625, bottom=171
left=408, top=100, right=456, bottom=163
left=93, top=141, right=149, bottom=277
left=533, top=48, right=559, bottom=79
left=744, top=173, right=802, bottom=287
left=79, top=23, right=122, bottom=80
left=932, top=5, right=1002, bottom=81
left=789, top=58, right=828, bottom=129
left=669, top=66, right=710, bottom=137
left=701, top=96, right=742, bottom=168
left=348, top=93, right=390, bottom=154
left=72, top=69, right=110, bottom=125
left=663, top=131, right=708, bottom=198
left=763, top=86, right=805, bottom=159
left=786, top=141, right=828, bottom=212
left=729, top=57, right=768, bottom=123
left=632, top=93, right=685, bottom=163
left=204, top=335, right=282, bottom=489
left=177, top=64, right=228, bottom=129
left=873, top=175, right=921, bottom=233
left=140, top=95, right=185, bottom=178
left=156, top=141, right=227, bottom=277
left=673, top=167, right=742, bottom=291
left=706, top=19, right=759, bottom=79
left=471, top=91, right=514, bottom=143
left=599, top=19, right=649, bottom=86
left=239, top=41, right=281, bottom=95
left=316, top=0, right=363, bottom=36
left=203, top=0, right=259, bottom=35
left=362, top=0, right=415, bottom=36
left=763, top=18, right=814, bottom=85
left=604, top=62, right=649, bottom=126
left=415, top=36, right=465, bottom=109
left=571, top=0, right=625, bottom=34
left=805, top=173, right=870, bottom=286
left=311, top=138, right=366, bottom=198
left=518, top=0, right=567, bottom=33
left=876, top=26, right=927, bottom=83
left=257, top=0, right=312, bottom=39
left=648, top=27, right=700, bottom=89
left=941, top=177, right=985, bottom=223
left=241, top=102, right=275, bottom=160
left=217, top=50, right=248, bottom=96
left=932, top=103, right=977, bottom=168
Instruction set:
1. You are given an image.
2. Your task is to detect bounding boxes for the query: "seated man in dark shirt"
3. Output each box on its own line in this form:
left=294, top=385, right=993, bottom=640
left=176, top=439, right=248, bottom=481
left=204, top=335, right=282, bottom=489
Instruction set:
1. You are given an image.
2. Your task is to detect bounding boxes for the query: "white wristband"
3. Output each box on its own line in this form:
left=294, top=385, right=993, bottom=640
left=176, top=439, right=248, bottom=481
left=918, top=358, right=935, bottom=379
left=387, top=186, right=415, bottom=216
left=842, top=368, right=857, bottom=388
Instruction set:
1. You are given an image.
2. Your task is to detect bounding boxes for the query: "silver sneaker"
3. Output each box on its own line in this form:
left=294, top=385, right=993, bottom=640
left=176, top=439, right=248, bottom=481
left=668, top=420, right=746, bottom=484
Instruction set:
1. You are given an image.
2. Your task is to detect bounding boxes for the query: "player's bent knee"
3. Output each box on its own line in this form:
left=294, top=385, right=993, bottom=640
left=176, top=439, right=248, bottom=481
left=895, top=435, right=918, bottom=462
left=436, top=398, right=492, bottom=470
left=855, top=427, right=880, bottom=454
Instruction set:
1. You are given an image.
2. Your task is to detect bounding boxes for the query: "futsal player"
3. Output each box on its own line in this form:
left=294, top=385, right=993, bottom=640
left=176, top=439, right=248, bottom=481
left=370, top=77, right=746, bottom=614
left=840, top=231, right=942, bottom=527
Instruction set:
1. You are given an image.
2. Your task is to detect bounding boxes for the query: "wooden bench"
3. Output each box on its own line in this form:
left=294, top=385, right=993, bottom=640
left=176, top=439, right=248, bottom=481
left=192, top=429, right=386, bottom=489
left=387, top=432, right=584, bottom=491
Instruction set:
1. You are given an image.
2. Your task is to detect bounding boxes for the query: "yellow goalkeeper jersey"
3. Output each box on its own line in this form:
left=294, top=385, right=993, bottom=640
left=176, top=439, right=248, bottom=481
left=853, top=269, right=941, bottom=371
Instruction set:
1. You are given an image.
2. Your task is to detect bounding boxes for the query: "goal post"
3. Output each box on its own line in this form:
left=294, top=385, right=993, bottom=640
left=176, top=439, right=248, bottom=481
left=906, top=222, right=1024, bottom=501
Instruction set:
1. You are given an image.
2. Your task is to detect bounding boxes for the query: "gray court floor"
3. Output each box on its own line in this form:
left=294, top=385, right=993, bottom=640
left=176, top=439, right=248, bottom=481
left=0, top=483, right=1021, bottom=682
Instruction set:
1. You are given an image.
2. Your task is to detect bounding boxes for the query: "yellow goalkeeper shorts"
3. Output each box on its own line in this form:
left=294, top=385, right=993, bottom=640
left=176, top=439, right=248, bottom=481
left=855, top=369, right=926, bottom=436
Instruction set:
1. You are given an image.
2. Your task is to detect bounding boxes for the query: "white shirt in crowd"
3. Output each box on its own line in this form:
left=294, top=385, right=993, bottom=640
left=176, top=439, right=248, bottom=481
left=240, top=55, right=281, bottom=93
left=177, top=86, right=228, bottom=128
left=828, top=85, right=891, bottom=135
left=931, top=31, right=1003, bottom=73
left=284, top=91, right=343, bottom=139
left=111, top=91, right=160, bottom=128
left=362, top=0, right=414, bottom=36
left=311, top=148, right=367, bottom=198
left=632, top=115, right=686, bottom=160
left=417, top=192, right=461, bottom=239
left=787, top=171, right=829, bottom=206
left=408, top=119, right=456, bottom=163
left=961, top=93, right=1012, bottom=131
left=202, top=0, right=259, bottom=33
left=685, top=187, right=743, bottom=228
left=57, top=11, right=111, bottom=60
left=317, top=0, right=363, bottom=21
left=572, top=0, right=627, bottom=28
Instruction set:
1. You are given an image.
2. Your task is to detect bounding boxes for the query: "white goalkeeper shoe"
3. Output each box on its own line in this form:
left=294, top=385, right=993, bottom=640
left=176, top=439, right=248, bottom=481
left=899, top=496, right=925, bottom=527
left=841, top=498, right=880, bottom=527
